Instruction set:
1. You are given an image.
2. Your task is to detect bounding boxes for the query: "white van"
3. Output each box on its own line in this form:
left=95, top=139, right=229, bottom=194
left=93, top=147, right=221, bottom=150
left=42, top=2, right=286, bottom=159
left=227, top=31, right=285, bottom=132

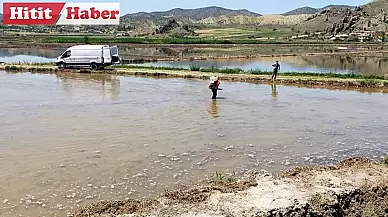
left=55, top=45, right=120, bottom=70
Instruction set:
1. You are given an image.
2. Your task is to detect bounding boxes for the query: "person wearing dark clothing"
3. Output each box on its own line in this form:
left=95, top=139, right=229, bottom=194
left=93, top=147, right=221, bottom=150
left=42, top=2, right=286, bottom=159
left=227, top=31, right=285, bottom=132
left=209, top=76, right=221, bottom=100
left=272, top=61, right=280, bottom=79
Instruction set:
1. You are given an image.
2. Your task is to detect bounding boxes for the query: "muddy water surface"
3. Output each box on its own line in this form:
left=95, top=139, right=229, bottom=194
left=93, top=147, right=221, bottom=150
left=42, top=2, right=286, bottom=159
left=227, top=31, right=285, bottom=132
left=0, top=71, right=388, bottom=217
left=136, top=55, right=388, bottom=75
left=3, top=47, right=388, bottom=75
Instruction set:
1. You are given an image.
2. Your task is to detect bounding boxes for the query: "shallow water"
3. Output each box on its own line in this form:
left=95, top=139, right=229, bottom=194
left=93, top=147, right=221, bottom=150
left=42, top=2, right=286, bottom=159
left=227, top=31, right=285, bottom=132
left=0, top=71, right=388, bottom=216
left=0, top=47, right=61, bottom=63
left=2, top=47, right=388, bottom=75
left=135, top=55, right=388, bottom=75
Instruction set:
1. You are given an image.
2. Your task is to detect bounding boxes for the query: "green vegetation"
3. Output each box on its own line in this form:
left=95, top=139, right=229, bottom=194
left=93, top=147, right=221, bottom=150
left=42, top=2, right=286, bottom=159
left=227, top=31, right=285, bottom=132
left=195, top=27, right=295, bottom=39
left=252, top=28, right=296, bottom=38
left=41, top=36, right=289, bottom=44
left=4, top=65, right=55, bottom=72
left=113, top=65, right=188, bottom=71
left=112, top=64, right=387, bottom=80
left=39, top=35, right=379, bottom=44
left=214, top=171, right=236, bottom=183
left=40, top=35, right=371, bottom=45
left=384, top=156, right=388, bottom=166
left=4, top=66, right=22, bottom=70
left=4, top=63, right=387, bottom=81
left=189, top=64, right=201, bottom=71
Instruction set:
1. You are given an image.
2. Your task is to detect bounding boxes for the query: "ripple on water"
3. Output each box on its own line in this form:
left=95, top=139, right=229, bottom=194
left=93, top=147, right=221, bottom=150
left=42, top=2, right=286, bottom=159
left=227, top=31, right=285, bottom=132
left=0, top=72, right=388, bottom=216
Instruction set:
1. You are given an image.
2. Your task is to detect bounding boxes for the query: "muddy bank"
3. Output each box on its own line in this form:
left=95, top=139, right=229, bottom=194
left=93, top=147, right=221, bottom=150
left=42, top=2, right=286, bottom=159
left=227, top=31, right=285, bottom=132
left=70, top=157, right=388, bottom=217
left=2, top=64, right=388, bottom=92
left=116, top=69, right=388, bottom=90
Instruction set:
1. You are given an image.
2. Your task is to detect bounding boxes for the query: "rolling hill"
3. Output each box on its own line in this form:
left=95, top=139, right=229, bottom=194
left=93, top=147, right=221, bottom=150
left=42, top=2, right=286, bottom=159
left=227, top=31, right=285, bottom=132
left=283, top=5, right=355, bottom=15
left=121, top=6, right=261, bottom=25
left=321, top=5, right=355, bottom=11
left=120, top=6, right=319, bottom=33
left=0, top=2, right=379, bottom=37
left=120, top=5, right=360, bottom=32
left=198, top=14, right=310, bottom=26
left=283, top=7, right=318, bottom=16
left=120, top=6, right=265, bottom=33
left=296, top=0, right=388, bottom=34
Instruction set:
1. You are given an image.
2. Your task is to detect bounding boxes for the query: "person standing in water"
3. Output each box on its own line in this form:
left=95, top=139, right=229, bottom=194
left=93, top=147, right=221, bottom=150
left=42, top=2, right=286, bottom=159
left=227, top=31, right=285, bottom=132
left=272, top=61, right=280, bottom=79
left=209, top=76, right=222, bottom=100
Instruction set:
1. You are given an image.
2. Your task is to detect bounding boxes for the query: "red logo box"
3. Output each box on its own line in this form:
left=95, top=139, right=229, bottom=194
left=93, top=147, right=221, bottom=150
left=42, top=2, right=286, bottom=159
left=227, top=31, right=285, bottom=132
left=2, top=2, right=66, bottom=25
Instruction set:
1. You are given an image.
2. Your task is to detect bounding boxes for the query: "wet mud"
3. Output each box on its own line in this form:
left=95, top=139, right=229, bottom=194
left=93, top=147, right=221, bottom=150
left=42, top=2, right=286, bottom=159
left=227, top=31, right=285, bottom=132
left=70, top=158, right=388, bottom=217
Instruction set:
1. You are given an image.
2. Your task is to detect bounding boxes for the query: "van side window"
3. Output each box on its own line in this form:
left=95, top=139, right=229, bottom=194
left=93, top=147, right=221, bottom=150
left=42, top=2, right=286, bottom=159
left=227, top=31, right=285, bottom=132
left=62, top=50, right=71, bottom=58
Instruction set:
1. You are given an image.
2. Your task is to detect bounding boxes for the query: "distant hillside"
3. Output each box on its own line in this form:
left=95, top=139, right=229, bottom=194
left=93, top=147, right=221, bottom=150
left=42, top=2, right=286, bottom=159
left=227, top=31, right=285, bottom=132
left=120, top=5, right=358, bottom=33
left=296, top=0, right=388, bottom=34
left=321, top=5, right=355, bottom=10
left=283, top=5, right=355, bottom=16
left=283, top=7, right=318, bottom=16
left=122, top=6, right=261, bottom=24
left=121, top=6, right=263, bottom=33
left=199, top=14, right=310, bottom=26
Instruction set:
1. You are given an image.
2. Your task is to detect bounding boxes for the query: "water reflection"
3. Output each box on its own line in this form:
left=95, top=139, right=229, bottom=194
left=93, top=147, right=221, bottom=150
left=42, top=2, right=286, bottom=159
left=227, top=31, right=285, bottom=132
left=0, top=48, right=62, bottom=63
left=56, top=73, right=121, bottom=100
left=136, top=55, right=388, bottom=76
left=298, top=55, right=388, bottom=76
left=119, top=47, right=191, bottom=58
left=3, top=46, right=388, bottom=75
left=1, top=71, right=388, bottom=217
left=271, top=83, right=278, bottom=100
left=208, top=100, right=219, bottom=118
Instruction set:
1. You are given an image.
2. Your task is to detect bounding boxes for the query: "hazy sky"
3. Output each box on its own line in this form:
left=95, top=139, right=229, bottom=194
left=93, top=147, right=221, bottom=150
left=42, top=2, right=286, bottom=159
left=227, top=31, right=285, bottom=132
left=1, top=0, right=371, bottom=15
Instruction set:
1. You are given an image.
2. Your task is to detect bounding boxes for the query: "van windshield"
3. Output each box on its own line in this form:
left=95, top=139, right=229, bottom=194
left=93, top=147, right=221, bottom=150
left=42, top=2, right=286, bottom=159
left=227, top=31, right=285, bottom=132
left=110, top=46, right=118, bottom=56
left=62, top=50, right=71, bottom=58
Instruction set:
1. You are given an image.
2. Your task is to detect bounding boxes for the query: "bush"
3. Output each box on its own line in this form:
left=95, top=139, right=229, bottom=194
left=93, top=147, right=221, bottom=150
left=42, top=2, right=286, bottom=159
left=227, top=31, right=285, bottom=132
left=189, top=64, right=201, bottom=71
left=214, top=171, right=236, bottom=183
left=84, top=36, right=89, bottom=44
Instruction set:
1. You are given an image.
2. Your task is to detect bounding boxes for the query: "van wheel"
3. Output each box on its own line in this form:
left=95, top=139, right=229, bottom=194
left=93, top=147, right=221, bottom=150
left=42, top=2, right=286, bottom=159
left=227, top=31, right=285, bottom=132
left=90, top=63, right=98, bottom=70
left=58, top=62, right=66, bottom=69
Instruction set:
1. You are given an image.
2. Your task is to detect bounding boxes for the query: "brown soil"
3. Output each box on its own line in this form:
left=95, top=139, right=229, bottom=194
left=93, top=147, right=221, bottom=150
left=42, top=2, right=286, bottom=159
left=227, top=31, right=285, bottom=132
left=281, top=156, right=372, bottom=178
left=72, top=199, right=158, bottom=217
left=70, top=174, right=258, bottom=217
left=162, top=175, right=258, bottom=204
left=69, top=157, right=388, bottom=217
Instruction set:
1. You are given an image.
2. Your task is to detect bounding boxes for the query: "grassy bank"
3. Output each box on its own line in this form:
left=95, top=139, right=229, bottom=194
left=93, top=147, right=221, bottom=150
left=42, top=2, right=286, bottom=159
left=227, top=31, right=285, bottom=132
left=5, top=63, right=386, bottom=80
left=112, top=64, right=387, bottom=80
left=1, top=64, right=388, bottom=91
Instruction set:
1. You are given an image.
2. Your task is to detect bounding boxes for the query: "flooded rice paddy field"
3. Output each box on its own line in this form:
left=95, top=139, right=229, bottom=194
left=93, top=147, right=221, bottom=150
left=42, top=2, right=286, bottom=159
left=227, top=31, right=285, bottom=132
left=1, top=44, right=387, bottom=59
left=3, top=46, right=388, bottom=75
left=1, top=71, right=388, bottom=216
